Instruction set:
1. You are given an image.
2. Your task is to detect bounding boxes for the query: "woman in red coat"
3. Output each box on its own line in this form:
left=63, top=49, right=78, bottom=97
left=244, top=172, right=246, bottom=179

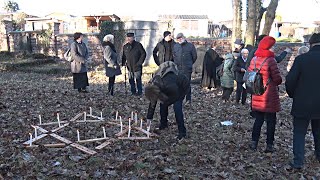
left=248, top=36, right=282, bottom=153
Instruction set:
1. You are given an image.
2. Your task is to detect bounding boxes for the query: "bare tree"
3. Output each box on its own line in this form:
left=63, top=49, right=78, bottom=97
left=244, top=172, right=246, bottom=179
left=245, top=0, right=257, bottom=46
left=262, top=0, right=279, bottom=35
left=232, top=0, right=242, bottom=49
left=3, top=0, right=19, bottom=13
left=255, top=1, right=266, bottom=43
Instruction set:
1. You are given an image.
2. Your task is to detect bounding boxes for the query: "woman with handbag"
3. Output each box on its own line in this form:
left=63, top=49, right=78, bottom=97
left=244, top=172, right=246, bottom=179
left=70, top=32, right=90, bottom=93
left=102, top=34, right=121, bottom=96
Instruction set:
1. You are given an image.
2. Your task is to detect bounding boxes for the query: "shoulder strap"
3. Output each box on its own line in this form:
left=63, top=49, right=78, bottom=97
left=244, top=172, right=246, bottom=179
left=257, top=57, right=269, bottom=72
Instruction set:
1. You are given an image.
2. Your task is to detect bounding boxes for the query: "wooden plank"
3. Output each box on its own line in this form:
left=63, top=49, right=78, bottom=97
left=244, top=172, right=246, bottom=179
left=36, top=126, right=49, bottom=133
left=23, top=134, right=48, bottom=145
left=87, top=114, right=105, bottom=120
left=76, top=120, right=105, bottom=123
left=38, top=121, right=68, bottom=126
left=25, top=143, right=66, bottom=148
left=70, top=113, right=84, bottom=122
left=51, top=123, right=70, bottom=133
left=115, top=128, right=129, bottom=137
left=70, top=143, right=97, bottom=155
left=95, top=141, right=111, bottom=150
left=78, top=137, right=107, bottom=143
left=49, top=133, right=73, bottom=144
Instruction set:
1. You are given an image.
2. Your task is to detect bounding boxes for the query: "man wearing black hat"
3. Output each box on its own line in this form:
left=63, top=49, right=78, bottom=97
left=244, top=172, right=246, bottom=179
left=285, top=33, right=320, bottom=169
left=122, top=32, right=147, bottom=96
left=152, top=31, right=175, bottom=66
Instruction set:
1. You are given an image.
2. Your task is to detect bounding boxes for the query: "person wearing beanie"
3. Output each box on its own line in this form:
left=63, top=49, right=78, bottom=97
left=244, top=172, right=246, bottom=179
left=153, top=31, right=175, bottom=66
left=70, top=32, right=90, bottom=93
left=122, top=32, right=147, bottom=96
left=297, top=45, right=309, bottom=55
left=248, top=36, right=282, bottom=153
left=173, top=32, right=197, bottom=105
left=285, top=33, right=320, bottom=169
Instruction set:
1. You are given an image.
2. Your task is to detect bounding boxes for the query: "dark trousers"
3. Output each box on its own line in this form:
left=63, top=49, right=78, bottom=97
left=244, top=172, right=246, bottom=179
left=222, top=87, right=233, bottom=100
left=184, top=72, right=192, bottom=101
left=236, top=82, right=247, bottom=104
left=159, top=98, right=186, bottom=136
left=292, top=117, right=320, bottom=166
left=128, top=70, right=142, bottom=95
left=108, top=76, right=115, bottom=95
left=252, top=111, right=277, bottom=145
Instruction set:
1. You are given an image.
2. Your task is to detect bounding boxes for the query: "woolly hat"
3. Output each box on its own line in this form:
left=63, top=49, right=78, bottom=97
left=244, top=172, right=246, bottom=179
left=126, top=33, right=134, bottom=37
left=176, top=33, right=184, bottom=39
left=297, top=46, right=309, bottom=55
left=258, top=36, right=276, bottom=50
left=163, top=31, right=171, bottom=38
left=234, top=38, right=243, bottom=45
left=309, top=33, right=320, bottom=44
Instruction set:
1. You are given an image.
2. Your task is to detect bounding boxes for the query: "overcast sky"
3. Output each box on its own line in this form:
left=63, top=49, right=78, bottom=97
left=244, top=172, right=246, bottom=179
left=1, top=0, right=320, bottom=22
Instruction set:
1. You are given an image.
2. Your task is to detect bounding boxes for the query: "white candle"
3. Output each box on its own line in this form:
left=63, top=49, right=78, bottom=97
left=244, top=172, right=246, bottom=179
left=29, top=133, right=32, bottom=146
left=84, top=112, right=86, bottom=121
left=89, top=107, right=92, bottom=115
left=131, top=112, right=133, bottom=121
left=100, top=112, right=103, bottom=120
left=129, top=118, right=131, bottom=129
left=135, top=112, right=138, bottom=124
left=103, top=127, right=106, bottom=138
left=147, top=120, right=151, bottom=132
left=115, top=111, right=118, bottom=121
left=34, top=126, right=37, bottom=138
left=39, top=115, right=42, bottom=125
left=120, top=116, right=123, bottom=132
left=140, top=119, right=143, bottom=129
left=77, top=130, right=80, bottom=142
left=57, top=113, right=61, bottom=127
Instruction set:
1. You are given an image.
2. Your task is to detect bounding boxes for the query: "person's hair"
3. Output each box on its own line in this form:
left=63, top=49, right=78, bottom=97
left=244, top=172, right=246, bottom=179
left=210, top=41, right=217, bottom=48
left=297, top=46, right=309, bottom=55
left=241, top=48, right=249, bottom=54
left=73, top=32, right=83, bottom=41
left=103, top=34, right=114, bottom=42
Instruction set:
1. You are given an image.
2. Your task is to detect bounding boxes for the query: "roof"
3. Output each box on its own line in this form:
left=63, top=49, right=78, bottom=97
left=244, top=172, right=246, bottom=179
left=158, top=15, right=209, bottom=20
left=82, top=13, right=120, bottom=21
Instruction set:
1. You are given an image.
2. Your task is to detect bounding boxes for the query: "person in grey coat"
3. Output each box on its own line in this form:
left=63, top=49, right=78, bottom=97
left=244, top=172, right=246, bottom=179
left=70, top=32, right=90, bottom=93
left=173, top=33, right=197, bottom=104
left=102, top=34, right=121, bottom=96
left=220, top=53, right=234, bottom=101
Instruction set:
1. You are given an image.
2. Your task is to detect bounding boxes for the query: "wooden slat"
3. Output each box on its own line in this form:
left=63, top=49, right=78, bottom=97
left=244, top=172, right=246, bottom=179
left=70, top=113, right=84, bottom=122
left=78, top=137, right=107, bottom=143
left=118, top=137, right=153, bottom=140
left=95, top=141, right=111, bottom=150
left=25, top=143, right=66, bottom=148
left=87, top=114, right=104, bottom=120
left=115, top=128, right=129, bottom=137
left=38, top=121, right=68, bottom=126
left=49, top=133, right=73, bottom=144
left=70, top=143, right=97, bottom=155
left=23, top=134, right=48, bottom=145
left=51, top=123, right=70, bottom=133
left=76, top=120, right=105, bottom=123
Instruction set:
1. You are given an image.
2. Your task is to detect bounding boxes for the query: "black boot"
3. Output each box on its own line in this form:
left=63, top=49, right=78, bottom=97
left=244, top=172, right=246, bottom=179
left=249, top=141, right=258, bottom=151
left=264, top=144, right=274, bottom=153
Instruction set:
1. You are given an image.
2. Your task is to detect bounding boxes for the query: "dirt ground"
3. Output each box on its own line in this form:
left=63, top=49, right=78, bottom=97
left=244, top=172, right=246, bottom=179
left=0, top=60, right=319, bottom=179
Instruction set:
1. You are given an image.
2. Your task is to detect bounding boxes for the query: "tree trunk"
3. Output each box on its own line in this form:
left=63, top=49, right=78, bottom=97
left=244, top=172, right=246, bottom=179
left=262, top=0, right=279, bottom=35
left=232, top=0, right=242, bottom=50
left=255, top=1, right=266, bottom=43
left=245, top=0, right=256, bottom=46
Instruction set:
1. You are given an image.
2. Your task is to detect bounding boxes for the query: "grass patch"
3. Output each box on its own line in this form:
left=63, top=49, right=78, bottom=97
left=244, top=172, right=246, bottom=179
left=276, top=37, right=302, bottom=43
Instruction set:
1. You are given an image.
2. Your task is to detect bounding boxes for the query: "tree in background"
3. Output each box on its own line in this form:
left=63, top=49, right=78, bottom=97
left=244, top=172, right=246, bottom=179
left=245, top=0, right=257, bottom=46
left=232, top=0, right=242, bottom=50
left=3, top=0, right=19, bottom=13
left=261, top=0, right=280, bottom=35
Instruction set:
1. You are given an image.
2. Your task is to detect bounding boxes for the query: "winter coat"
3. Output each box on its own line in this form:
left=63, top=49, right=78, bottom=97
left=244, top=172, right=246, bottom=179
left=285, top=45, right=320, bottom=119
left=220, top=57, right=234, bottom=88
left=122, top=40, right=146, bottom=72
left=232, top=56, right=247, bottom=83
left=173, top=41, right=197, bottom=74
left=103, top=44, right=121, bottom=77
left=248, top=56, right=282, bottom=112
left=70, top=41, right=89, bottom=73
left=246, top=47, right=288, bottom=68
left=146, top=62, right=190, bottom=119
left=153, top=39, right=175, bottom=65
left=201, top=48, right=222, bottom=88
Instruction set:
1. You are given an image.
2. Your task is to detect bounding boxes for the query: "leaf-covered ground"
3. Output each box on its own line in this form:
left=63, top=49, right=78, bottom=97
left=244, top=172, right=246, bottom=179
left=0, top=60, right=319, bottom=179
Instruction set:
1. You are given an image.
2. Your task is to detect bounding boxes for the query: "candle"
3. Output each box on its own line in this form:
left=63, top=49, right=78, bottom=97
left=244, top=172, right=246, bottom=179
left=147, top=120, right=151, bottom=132
left=131, top=112, right=133, bottom=121
left=140, top=119, right=143, bottom=129
left=34, top=126, right=37, bottom=138
left=39, top=115, right=42, bottom=125
left=103, top=127, right=106, bottom=138
left=77, top=130, right=80, bottom=142
left=89, top=107, right=92, bottom=115
left=129, top=118, right=131, bottom=129
left=120, top=116, right=123, bottom=132
left=84, top=112, right=86, bottom=121
left=57, top=113, right=61, bottom=127
left=29, top=133, right=32, bottom=146
left=115, top=111, right=118, bottom=121
left=135, top=112, right=138, bottom=124
left=100, top=112, right=103, bottom=120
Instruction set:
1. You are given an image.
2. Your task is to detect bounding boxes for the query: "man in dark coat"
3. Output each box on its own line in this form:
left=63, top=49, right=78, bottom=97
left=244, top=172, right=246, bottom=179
left=285, top=33, right=320, bottom=169
left=153, top=31, right=175, bottom=66
left=201, top=41, right=223, bottom=90
left=145, top=61, right=190, bottom=140
left=173, top=33, right=197, bottom=104
left=122, top=33, right=147, bottom=96
left=232, top=48, right=248, bottom=104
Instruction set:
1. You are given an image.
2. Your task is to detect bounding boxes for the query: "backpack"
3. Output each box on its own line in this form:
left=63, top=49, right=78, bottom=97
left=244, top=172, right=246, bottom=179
left=243, top=57, right=270, bottom=95
left=64, top=48, right=72, bottom=62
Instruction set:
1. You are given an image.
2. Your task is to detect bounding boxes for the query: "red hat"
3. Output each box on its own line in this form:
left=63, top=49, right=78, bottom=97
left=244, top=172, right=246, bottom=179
left=258, top=36, right=276, bottom=50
